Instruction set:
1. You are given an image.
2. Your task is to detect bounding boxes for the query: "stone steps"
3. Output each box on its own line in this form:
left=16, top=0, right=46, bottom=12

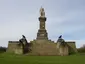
left=28, top=39, right=58, bottom=55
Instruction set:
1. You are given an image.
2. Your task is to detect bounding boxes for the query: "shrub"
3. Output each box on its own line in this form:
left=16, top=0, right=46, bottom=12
left=77, top=44, right=85, bottom=53
left=0, top=46, right=7, bottom=53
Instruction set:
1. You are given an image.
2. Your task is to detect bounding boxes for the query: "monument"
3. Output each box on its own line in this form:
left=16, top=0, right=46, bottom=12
left=7, top=7, right=77, bottom=56
left=37, top=7, right=48, bottom=40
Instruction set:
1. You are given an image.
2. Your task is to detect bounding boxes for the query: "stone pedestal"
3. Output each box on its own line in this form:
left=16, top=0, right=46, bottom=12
left=59, top=45, right=69, bottom=56
left=37, top=17, right=48, bottom=40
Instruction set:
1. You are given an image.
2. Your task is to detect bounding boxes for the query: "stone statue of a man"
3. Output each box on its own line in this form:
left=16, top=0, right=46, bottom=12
left=40, top=7, right=45, bottom=17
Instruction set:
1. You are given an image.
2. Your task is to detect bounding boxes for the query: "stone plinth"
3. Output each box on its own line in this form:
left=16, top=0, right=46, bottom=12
left=37, top=17, right=48, bottom=40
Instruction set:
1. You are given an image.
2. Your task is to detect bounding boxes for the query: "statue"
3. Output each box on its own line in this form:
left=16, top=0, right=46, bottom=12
left=57, top=35, right=65, bottom=49
left=57, top=35, right=65, bottom=43
left=19, top=35, right=27, bottom=46
left=40, top=7, right=45, bottom=17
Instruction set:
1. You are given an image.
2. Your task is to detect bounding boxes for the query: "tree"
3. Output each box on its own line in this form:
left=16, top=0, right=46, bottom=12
left=0, top=46, right=7, bottom=53
left=77, top=44, right=85, bottom=53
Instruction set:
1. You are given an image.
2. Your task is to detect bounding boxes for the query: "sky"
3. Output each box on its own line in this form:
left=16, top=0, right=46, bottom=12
left=0, top=0, right=85, bottom=48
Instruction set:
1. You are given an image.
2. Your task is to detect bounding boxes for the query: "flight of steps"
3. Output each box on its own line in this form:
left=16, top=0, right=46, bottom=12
left=28, top=39, right=58, bottom=55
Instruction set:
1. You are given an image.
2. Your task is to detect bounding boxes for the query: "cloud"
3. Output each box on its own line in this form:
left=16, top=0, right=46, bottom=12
left=46, top=6, right=85, bottom=47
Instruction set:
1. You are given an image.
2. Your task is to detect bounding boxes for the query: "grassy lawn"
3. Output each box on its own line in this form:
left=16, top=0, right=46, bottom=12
left=0, top=53, right=85, bottom=64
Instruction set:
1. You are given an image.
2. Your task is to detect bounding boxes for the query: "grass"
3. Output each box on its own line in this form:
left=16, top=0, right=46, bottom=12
left=0, top=53, right=85, bottom=64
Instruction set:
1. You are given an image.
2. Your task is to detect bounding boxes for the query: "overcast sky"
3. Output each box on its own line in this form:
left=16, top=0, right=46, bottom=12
left=0, top=0, right=85, bottom=48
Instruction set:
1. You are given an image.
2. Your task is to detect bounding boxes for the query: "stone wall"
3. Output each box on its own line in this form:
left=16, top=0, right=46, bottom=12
left=7, top=40, right=77, bottom=55
left=66, top=41, right=77, bottom=53
left=7, top=41, right=23, bottom=54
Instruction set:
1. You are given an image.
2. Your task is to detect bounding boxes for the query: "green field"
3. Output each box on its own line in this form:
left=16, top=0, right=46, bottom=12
left=0, top=53, right=85, bottom=64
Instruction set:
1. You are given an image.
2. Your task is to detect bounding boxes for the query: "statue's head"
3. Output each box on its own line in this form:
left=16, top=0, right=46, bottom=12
left=42, top=8, right=44, bottom=11
left=40, top=7, right=44, bottom=12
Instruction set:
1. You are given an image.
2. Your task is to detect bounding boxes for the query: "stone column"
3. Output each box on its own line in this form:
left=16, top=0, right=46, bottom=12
left=36, top=7, right=48, bottom=40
